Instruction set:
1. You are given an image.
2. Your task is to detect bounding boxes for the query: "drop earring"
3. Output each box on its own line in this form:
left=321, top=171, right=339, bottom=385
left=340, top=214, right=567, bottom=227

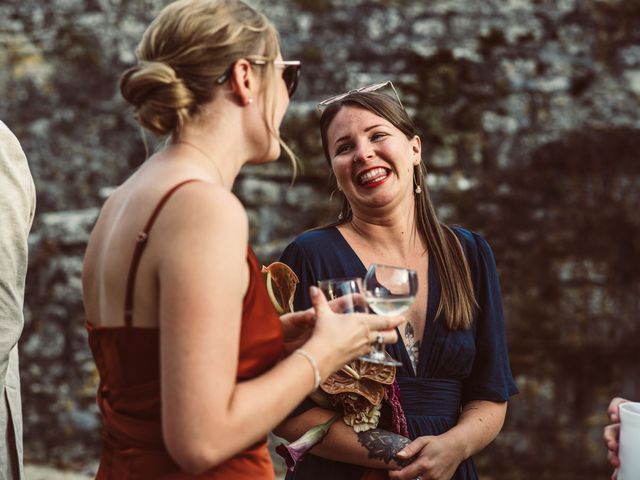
left=414, top=161, right=425, bottom=194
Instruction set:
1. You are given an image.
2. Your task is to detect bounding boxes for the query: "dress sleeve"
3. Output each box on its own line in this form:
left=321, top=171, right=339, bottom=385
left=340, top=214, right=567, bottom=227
left=462, top=233, right=519, bottom=403
left=279, top=239, right=321, bottom=417
left=0, top=121, right=35, bottom=380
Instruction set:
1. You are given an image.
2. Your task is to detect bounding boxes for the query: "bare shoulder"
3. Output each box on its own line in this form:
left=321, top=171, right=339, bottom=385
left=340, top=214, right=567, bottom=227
left=149, top=181, right=249, bottom=265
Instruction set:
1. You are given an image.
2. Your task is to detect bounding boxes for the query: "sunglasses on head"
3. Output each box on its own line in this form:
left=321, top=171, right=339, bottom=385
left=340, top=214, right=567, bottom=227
left=316, top=81, right=405, bottom=112
left=215, top=59, right=301, bottom=98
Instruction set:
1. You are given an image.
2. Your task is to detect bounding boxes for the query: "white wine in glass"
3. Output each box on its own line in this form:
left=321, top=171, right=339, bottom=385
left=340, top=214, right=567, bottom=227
left=363, top=264, right=418, bottom=366
left=366, top=297, right=415, bottom=316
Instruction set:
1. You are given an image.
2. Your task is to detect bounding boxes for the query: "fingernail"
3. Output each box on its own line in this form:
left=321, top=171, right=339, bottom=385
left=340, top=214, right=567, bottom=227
left=396, top=450, right=406, bottom=457
left=310, top=286, right=319, bottom=297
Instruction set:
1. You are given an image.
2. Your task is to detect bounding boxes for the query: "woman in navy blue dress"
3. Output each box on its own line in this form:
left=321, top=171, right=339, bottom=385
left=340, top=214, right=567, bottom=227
left=274, top=84, right=518, bottom=480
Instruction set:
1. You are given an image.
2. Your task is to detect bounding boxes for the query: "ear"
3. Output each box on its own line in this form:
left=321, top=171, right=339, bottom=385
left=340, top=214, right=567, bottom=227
left=411, top=135, right=422, bottom=166
left=229, top=59, right=255, bottom=106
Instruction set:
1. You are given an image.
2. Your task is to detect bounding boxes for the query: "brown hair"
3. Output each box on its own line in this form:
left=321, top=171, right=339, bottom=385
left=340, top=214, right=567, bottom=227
left=319, top=91, right=476, bottom=330
left=119, top=0, right=296, bottom=166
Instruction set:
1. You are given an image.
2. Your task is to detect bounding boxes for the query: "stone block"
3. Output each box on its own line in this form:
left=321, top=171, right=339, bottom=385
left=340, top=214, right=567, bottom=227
left=624, top=69, right=640, bottom=95
left=36, top=208, right=100, bottom=247
left=430, top=146, right=456, bottom=168
left=235, top=177, right=284, bottom=206
left=426, top=0, right=495, bottom=15
left=366, top=8, right=403, bottom=41
left=411, top=18, right=446, bottom=39
left=620, top=45, right=640, bottom=67
left=22, top=321, right=66, bottom=359
left=504, top=94, right=532, bottom=128
left=504, top=19, right=544, bottom=44
left=529, top=76, right=570, bottom=93
left=500, top=58, right=537, bottom=90
left=482, top=111, right=519, bottom=133
left=452, top=42, right=481, bottom=62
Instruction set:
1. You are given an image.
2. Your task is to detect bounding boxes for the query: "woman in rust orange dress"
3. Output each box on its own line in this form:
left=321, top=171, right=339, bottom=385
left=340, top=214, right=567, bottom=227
left=81, top=1, right=402, bottom=478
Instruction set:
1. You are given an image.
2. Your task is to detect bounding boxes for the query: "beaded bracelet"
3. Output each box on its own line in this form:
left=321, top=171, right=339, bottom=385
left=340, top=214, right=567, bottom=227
left=294, top=348, right=321, bottom=390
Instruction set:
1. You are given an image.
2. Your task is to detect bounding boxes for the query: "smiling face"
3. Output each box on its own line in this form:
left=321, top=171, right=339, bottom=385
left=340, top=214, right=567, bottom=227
left=325, top=105, right=421, bottom=217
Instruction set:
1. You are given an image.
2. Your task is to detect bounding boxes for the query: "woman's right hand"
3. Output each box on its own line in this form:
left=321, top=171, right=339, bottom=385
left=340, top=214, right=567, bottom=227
left=303, top=285, right=402, bottom=378
left=604, top=397, right=629, bottom=479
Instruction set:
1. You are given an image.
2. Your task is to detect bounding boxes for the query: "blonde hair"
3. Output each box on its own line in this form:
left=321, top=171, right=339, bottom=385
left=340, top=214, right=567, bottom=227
left=120, top=0, right=296, bottom=169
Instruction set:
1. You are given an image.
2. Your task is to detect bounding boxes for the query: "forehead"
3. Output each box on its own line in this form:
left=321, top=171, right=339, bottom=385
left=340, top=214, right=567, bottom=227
left=326, top=105, right=396, bottom=140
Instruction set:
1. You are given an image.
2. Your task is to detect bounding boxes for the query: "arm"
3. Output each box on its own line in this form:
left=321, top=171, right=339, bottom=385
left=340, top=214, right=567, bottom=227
left=390, top=400, right=506, bottom=480
left=155, top=184, right=401, bottom=474
left=275, top=238, right=411, bottom=470
left=275, top=406, right=410, bottom=469
left=0, top=121, right=35, bottom=384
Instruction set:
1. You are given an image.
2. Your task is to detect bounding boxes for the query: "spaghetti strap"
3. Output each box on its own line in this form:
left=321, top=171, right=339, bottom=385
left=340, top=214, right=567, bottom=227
left=123, top=179, right=200, bottom=326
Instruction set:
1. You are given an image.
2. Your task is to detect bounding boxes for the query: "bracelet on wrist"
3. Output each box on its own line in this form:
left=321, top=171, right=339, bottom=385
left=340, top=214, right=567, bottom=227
left=293, top=348, right=321, bottom=390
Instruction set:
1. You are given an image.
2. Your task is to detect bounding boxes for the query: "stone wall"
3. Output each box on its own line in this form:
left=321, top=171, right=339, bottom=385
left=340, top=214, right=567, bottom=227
left=2, top=0, right=640, bottom=477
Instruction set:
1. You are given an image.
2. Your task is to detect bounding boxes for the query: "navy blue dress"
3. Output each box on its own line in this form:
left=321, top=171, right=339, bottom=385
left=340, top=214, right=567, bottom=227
left=279, top=226, right=518, bottom=480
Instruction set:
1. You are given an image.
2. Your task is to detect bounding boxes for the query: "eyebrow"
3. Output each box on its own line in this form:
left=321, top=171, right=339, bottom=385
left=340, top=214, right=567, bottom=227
left=333, top=124, right=387, bottom=147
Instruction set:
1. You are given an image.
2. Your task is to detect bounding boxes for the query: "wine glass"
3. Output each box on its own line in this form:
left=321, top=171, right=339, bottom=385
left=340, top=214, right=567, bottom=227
left=317, top=278, right=368, bottom=316
left=362, top=264, right=418, bottom=366
left=317, top=277, right=388, bottom=365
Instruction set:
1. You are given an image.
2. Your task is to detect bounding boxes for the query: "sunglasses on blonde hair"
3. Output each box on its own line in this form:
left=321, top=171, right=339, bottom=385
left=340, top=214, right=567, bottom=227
left=216, top=59, right=301, bottom=97
left=316, top=81, right=405, bottom=112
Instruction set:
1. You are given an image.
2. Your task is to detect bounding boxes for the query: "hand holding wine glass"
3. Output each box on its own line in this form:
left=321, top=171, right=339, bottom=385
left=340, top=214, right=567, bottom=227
left=317, top=277, right=401, bottom=366
left=363, top=264, right=418, bottom=366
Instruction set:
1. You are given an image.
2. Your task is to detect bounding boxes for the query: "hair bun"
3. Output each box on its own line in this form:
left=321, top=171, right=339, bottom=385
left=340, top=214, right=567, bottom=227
left=120, top=61, right=195, bottom=136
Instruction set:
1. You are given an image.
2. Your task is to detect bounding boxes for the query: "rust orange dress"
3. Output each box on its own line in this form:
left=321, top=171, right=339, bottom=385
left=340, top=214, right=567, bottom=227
left=86, top=180, right=284, bottom=479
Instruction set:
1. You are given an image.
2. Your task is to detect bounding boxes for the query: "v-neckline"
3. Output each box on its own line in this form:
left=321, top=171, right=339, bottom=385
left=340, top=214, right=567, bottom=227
left=329, top=226, right=439, bottom=377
